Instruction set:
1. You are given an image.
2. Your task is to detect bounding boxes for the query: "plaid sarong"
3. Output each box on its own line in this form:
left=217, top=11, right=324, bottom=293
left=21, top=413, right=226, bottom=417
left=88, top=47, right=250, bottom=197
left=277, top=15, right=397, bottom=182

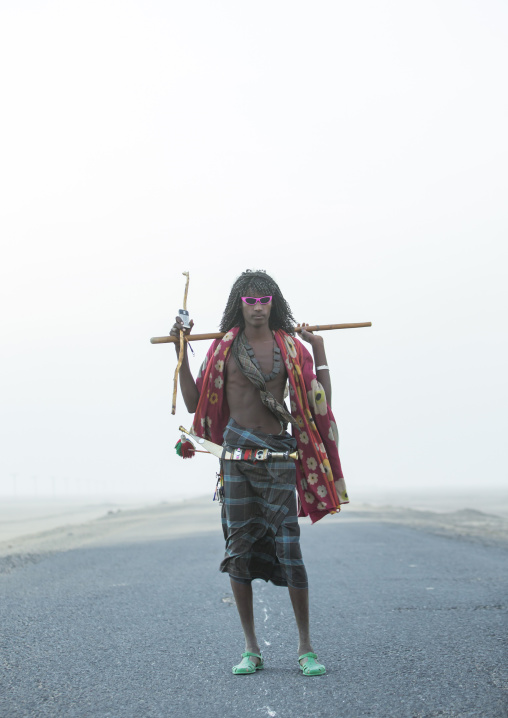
left=220, top=419, right=308, bottom=589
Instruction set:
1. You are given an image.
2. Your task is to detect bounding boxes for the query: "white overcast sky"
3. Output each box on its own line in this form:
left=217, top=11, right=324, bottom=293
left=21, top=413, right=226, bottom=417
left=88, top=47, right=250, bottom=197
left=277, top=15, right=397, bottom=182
left=1, top=0, right=506, bottom=500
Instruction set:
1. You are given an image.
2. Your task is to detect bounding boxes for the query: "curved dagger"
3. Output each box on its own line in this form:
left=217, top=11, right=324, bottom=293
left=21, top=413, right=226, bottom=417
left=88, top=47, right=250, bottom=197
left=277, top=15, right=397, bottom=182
left=178, top=426, right=299, bottom=461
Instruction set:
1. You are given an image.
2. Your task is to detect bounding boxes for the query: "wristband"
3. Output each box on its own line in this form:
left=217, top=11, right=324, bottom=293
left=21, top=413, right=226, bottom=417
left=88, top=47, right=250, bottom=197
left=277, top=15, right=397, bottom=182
left=315, top=365, right=329, bottom=371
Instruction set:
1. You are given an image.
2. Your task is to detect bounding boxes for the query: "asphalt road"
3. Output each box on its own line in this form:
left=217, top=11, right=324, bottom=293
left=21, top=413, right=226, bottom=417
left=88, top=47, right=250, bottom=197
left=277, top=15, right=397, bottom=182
left=1, top=509, right=507, bottom=718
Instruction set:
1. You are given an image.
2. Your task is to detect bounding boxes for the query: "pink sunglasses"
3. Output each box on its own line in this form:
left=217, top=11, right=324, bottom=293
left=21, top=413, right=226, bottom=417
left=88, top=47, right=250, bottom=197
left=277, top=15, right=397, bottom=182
left=241, top=296, right=272, bottom=305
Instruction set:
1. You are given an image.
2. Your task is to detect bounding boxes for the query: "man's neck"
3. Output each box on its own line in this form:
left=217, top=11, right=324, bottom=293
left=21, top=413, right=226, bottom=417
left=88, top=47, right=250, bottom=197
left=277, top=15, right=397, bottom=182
left=243, top=325, right=273, bottom=343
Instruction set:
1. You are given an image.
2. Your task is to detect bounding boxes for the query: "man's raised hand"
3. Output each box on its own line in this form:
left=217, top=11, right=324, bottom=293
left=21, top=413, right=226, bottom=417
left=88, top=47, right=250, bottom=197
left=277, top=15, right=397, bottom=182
left=170, top=316, right=194, bottom=352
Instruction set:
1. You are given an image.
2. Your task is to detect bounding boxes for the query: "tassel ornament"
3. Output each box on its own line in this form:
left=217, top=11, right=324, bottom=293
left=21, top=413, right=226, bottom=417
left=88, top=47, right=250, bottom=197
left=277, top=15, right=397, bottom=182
left=175, top=435, right=196, bottom=459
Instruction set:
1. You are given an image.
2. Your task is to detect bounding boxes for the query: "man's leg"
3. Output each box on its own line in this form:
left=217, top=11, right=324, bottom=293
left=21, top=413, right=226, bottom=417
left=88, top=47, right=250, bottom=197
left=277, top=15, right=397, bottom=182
left=230, top=577, right=261, bottom=666
left=288, top=585, right=313, bottom=657
left=288, top=585, right=326, bottom=674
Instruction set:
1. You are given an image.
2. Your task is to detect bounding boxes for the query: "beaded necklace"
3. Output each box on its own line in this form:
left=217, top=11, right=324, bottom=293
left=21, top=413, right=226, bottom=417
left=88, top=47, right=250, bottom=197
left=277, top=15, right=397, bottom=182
left=243, top=333, right=281, bottom=382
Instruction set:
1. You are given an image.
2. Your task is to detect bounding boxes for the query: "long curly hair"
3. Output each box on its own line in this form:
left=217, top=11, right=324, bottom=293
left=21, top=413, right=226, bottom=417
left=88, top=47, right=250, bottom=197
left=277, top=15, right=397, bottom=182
left=219, top=270, right=296, bottom=334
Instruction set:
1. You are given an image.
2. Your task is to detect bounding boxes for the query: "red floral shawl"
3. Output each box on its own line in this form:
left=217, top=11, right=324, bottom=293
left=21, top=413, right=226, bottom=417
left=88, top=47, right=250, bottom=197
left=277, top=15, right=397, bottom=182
left=191, top=327, right=348, bottom=523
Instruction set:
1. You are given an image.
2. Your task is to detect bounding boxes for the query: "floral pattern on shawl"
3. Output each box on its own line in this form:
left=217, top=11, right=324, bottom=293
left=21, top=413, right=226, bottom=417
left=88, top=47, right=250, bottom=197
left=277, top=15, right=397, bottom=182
left=191, top=327, right=348, bottom=523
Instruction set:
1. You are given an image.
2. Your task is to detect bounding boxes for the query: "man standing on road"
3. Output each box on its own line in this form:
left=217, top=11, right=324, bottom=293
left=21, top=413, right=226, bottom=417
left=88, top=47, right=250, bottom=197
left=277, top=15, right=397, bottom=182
left=170, top=269, right=348, bottom=676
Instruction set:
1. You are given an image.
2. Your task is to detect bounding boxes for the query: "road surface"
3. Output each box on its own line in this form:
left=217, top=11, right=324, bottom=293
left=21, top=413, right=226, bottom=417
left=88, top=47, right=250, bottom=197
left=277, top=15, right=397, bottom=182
left=1, top=502, right=506, bottom=717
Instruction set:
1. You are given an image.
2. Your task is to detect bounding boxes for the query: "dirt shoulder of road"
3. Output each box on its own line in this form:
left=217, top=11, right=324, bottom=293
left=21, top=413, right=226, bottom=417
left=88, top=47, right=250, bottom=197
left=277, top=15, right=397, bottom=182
left=345, top=503, right=508, bottom=546
left=0, top=498, right=220, bottom=573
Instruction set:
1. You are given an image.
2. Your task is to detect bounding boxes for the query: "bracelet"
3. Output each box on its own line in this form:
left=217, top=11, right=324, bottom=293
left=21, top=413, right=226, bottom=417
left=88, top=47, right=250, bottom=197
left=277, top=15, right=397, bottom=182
left=315, top=365, right=329, bottom=371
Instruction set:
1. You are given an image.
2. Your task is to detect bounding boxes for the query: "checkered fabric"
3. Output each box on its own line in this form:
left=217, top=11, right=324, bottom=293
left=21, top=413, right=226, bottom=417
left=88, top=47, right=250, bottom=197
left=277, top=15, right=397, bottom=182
left=220, top=419, right=308, bottom=589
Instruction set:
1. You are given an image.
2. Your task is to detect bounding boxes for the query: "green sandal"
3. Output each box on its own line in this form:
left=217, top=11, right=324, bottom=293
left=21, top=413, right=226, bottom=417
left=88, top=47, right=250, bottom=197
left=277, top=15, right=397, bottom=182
left=232, top=652, right=264, bottom=674
left=299, top=652, right=326, bottom=676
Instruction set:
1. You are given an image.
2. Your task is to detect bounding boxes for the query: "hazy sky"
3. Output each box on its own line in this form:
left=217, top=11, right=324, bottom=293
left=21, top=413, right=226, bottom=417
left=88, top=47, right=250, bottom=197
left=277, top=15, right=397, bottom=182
left=1, top=0, right=506, bottom=500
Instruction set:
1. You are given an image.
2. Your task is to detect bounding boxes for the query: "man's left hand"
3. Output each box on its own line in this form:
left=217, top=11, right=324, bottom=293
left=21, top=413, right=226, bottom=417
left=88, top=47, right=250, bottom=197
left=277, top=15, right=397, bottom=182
left=297, top=323, right=324, bottom=346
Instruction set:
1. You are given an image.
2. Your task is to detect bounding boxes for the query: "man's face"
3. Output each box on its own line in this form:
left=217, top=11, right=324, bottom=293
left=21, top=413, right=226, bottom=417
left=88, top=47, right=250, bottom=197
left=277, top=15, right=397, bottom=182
left=241, top=292, right=272, bottom=329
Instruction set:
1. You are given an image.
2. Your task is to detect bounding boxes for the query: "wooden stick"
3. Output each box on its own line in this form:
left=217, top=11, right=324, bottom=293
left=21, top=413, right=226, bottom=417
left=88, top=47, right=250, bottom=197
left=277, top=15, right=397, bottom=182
left=152, top=322, right=372, bottom=345
left=171, top=272, right=190, bottom=414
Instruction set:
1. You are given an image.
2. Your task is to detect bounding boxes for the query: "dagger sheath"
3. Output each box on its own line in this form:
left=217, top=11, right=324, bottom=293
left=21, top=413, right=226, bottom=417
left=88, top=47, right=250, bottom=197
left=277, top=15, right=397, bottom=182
left=224, top=447, right=299, bottom=461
